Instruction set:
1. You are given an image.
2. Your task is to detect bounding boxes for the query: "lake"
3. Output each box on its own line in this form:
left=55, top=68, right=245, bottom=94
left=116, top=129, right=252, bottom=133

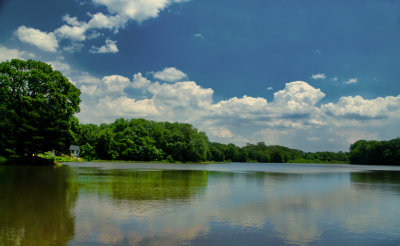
left=1, top=162, right=400, bottom=245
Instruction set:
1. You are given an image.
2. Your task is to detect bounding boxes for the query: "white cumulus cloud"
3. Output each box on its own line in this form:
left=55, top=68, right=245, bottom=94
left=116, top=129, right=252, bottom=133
left=0, top=46, right=33, bottom=61
left=131, top=72, right=152, bottom=89
left=211, top=96, right=268, bottom=119
left=55, top=13, right=126, bottom=44
left=63, top=14, right=84, bottom=26
left=148, top=81, right=213, bottom=109
left=80, top=85, right=100, bottom=96
left=153, top=67, right=187, bottom=82
left=103, top=75, right=131, bottom=92
left=273, top=81, right=325, bottom=115
left=100, top=96, right=158, bottom=117
left=16, top=26, right=58, bottom=52
left=90, top=39, right=119, bottom=53
left=55, top=25, right=87, bottom=41
left=91, top=0, right=188, bottom=23
left=322, top=95, right=400, bottom=120
left=86, top=12, right=127, bottom=31
left=13, top=0, right=190, bottom=54
left=274, top=81, right=325, bottom=106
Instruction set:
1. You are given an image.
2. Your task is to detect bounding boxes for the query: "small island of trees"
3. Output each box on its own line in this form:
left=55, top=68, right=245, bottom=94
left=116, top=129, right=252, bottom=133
left=0, top=59, right=399, bottom=165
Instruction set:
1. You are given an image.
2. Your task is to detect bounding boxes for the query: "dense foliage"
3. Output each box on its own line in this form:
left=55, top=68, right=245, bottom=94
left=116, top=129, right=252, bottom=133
left=0, top=59, right=81, bottom=157
left=209, top=141, right=349, bottom=163
left=74, top=118, right=210, bottom=162
left=302, top=151, right=349, bottom=163
left=349, top=138, right=400, bottom=165
left=72, top=118, right=351, bottom=163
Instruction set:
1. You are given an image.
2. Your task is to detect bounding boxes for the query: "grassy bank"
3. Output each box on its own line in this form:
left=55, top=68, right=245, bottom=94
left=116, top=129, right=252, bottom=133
left=37, top=152, right=84, bottom=163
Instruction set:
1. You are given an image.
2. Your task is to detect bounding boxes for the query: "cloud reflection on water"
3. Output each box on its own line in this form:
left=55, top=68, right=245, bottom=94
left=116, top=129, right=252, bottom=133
left=6, top=163, right=396, bottom=246
left=67, top=166, right=400, bottom=245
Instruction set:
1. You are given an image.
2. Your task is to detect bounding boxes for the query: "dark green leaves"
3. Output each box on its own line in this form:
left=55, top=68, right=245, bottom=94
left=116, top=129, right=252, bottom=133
left=350, top=138, right=400, bottom=165
left=0, top=59, right=81, bottom=157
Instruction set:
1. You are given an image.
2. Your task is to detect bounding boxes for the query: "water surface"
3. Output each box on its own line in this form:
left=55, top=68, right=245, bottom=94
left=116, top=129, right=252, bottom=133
left=1, top=162, right=400, bottom=245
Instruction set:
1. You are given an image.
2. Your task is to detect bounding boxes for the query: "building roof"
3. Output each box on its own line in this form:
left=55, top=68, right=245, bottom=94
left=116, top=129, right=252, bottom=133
left=69, top=145, right=80, bottom=151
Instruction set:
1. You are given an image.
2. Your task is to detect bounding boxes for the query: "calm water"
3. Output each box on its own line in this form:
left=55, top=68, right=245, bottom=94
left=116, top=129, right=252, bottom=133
left=1, top=162, right=400, bottom=246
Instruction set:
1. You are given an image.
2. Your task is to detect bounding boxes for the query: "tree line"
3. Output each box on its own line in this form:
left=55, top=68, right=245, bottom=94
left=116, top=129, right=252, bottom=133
left=71, top=117, right=351, bottom=163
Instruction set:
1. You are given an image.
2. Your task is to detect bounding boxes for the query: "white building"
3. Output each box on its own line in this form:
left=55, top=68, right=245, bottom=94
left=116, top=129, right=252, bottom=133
left=69, top=145, right=80, bottom=157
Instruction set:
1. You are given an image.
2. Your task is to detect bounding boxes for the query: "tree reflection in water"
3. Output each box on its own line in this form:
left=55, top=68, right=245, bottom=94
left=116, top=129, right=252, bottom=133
left=72, top=168, right=209, bottom=245
left=77, top=169, right=208, bottom=200
left=0, top=166, right=77, bottom=246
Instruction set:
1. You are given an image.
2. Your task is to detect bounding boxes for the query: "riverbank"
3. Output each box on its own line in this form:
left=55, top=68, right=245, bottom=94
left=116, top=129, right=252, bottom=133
left=0, top=154, right=348, bottom=165
left=37, top=152, right=84, bottom=163
left=71, top=159, right=223, bottom=164
left=287, top=159, right=350, bottom=164
left=66, top=158, right=349, bottom=165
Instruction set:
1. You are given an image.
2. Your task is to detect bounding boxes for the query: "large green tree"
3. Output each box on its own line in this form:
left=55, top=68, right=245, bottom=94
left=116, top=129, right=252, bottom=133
left=0, top=59, right=81, bottom=156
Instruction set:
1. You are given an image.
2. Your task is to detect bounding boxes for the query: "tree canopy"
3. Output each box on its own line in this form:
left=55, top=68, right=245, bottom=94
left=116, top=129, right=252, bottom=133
left=0, top=59, right=81, bottom=157
left=74, top=118, right=210, bottom=162
left=72, top=118, right=351, bottom=163
left=349, top=138, right=400, bottom=165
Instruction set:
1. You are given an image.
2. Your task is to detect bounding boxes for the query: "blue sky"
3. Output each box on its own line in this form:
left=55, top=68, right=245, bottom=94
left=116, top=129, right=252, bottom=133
left=1, top=0, right=400, bottom=151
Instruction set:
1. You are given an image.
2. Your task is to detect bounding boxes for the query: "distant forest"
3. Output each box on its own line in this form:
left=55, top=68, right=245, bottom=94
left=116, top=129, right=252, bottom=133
left=71, top=117, right=351, bottom=164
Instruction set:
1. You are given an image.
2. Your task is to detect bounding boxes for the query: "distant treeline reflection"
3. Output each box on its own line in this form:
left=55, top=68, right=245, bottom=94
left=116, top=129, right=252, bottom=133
left=351, top=171, right=400, bottom=185
left=78, top=169, right=208, bottom=200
